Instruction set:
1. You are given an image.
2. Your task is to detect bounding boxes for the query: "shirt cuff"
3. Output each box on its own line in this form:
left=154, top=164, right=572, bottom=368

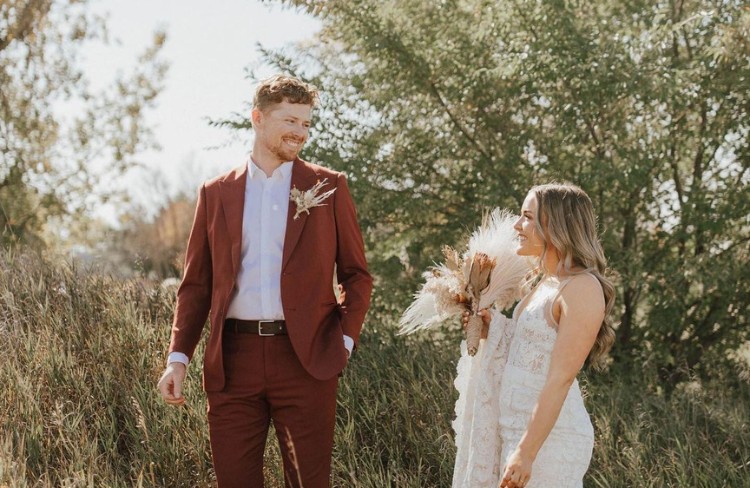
left=167, top=352, right=189, bottom=367
left=343, top=335, right=354, bottom=357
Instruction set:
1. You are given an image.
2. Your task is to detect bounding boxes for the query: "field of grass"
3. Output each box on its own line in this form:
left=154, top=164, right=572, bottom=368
left=1, top=253, right=748, bottom=487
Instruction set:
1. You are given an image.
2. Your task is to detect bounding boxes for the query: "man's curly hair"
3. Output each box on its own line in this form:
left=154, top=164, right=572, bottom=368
left=253, top=74, right=319, bottom=111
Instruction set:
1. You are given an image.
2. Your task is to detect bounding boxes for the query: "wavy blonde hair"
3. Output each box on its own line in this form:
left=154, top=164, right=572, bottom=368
left=530, top=183, right=616, bottom=370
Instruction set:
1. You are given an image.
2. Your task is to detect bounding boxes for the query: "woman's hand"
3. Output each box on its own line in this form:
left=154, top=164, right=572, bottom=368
left=499, top=447, right=533, bottom=487
left=461, top=309, right=491, bottom=339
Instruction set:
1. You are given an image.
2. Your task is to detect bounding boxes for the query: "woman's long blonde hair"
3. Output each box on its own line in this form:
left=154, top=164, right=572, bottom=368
left=531, top=183, right=616, bottom=370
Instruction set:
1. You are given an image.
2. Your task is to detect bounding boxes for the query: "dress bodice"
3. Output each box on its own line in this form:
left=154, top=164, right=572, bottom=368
left=507, top=277, right=566, bottom=380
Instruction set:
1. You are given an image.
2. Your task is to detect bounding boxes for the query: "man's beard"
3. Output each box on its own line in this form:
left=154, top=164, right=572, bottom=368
left=273, top=146, right=299, bottom=162
left=271, top=137, right=305, bottom=162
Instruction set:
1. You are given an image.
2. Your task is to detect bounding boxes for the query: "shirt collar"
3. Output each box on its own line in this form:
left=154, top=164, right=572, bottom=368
left=247, top=157, right=294, bottom=181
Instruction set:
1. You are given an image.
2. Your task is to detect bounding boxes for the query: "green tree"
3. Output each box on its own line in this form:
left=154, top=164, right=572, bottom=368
left=247, top=0, right=749, bottom=381
left=0, top=0, right=167, bottom=248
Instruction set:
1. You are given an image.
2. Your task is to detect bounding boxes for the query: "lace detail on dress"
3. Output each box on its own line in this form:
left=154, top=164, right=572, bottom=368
left=507, top=283, right=559, bottom=378
left=453, top=277, right=595, bottom=488
left=452, top=311, right=514, bottom=487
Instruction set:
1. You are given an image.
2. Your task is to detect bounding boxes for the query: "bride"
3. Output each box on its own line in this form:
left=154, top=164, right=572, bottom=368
left=453, top=183, right=616, bottom=488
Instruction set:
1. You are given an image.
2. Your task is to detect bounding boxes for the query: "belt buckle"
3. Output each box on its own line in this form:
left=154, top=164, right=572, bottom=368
left=258, top=320, right=275, bottom=336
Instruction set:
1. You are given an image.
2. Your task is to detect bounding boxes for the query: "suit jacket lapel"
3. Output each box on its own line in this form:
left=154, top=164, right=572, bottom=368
left=283, top=158, right=320, bottom=271
left=219, top=164, right=248, bottom=276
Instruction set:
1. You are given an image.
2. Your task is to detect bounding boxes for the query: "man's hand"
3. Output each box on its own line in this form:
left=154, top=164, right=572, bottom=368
left=158, top=362, right=187, bottom=406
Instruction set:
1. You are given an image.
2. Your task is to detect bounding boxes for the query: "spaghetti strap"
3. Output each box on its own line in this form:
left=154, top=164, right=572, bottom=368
left=544, top=272, right=600, bottom=328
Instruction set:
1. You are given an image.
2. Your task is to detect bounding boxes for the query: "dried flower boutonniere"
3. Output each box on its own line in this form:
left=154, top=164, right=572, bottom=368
left=289, top=178, right=337, bottom=220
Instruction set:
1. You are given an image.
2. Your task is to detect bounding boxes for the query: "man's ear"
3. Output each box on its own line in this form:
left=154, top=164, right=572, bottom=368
left=251, top=107, right=262, bottom=128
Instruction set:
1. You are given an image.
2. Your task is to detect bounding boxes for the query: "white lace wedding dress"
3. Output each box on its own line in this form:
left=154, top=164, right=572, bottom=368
left=453, top=276, right=595, bottom=488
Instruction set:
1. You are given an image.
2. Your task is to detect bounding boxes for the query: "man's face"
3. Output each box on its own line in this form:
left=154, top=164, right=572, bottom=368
left=253, top=101, right=312, bottom=163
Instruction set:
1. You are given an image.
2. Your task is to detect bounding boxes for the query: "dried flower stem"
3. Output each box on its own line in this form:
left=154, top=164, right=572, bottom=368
left=290, top=178, right=336, bottom=220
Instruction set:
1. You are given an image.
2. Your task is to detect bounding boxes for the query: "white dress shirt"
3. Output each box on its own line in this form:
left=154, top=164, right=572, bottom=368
left=226, top=159, right=292, bottom=320
left=168, top=159, right=352, bottom=366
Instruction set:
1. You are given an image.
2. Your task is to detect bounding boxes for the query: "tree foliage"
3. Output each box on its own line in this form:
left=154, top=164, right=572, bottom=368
left=0, top=0, right=167, bottom=248
left=248, top=0, right=750, bottom=381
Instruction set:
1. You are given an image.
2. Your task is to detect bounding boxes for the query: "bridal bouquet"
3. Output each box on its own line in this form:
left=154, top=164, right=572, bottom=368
left=399, top=209, right=531, bottom=356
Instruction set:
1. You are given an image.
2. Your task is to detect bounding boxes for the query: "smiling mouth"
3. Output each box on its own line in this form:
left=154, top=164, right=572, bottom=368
left=282, top=138, right=303, bottom=148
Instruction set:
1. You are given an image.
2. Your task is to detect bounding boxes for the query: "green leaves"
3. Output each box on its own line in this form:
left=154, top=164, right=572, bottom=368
left=0, top=0, right=167, bottom=249
left=253, top=0, right=749, bottom=380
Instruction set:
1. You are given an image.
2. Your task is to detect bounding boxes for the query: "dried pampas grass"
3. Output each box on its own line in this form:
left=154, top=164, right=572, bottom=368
left=399, top=209, right=531, bottom=355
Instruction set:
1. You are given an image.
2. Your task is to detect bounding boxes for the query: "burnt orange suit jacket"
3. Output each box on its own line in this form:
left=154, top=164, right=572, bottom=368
left=168, top=158, right=373, bottom=391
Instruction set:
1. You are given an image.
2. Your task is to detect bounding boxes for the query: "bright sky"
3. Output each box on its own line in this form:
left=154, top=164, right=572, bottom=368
left=82, top=0, right=320, bottom=217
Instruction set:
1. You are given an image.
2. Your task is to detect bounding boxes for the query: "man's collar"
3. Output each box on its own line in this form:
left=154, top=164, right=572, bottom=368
left=247, top=156, right=293, bottom=180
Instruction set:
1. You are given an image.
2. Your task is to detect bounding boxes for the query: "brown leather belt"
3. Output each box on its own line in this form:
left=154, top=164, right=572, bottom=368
left=224, top=319, right=287, bottom=336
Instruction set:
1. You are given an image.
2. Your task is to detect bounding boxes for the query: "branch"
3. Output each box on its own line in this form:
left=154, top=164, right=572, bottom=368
left=736, top=164, right=749, bottom=188
left=681, top=25, right=694, bottom=60
left=0, top=0, right=53, bottom=53
left=427, top=81, right=491, bottom=161
left=668, top=138, right=684, bottom=205
left=710, top=235, right=750, bottom=260
left=691, top=102, right=708, bottom=189
left=511, top=0, right=541, bottom=43
left=583, top=116, right=605, bottom=160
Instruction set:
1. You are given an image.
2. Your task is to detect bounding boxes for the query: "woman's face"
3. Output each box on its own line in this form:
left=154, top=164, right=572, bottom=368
left=514, top=192, right=545, bottom=257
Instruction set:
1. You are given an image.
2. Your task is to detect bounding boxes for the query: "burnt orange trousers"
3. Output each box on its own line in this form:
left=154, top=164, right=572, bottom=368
left=207, top=332, right=339, bottom=488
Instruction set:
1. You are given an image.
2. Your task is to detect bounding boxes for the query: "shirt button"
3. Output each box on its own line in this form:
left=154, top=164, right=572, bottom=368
left=272, top=204, right=279, bottom=211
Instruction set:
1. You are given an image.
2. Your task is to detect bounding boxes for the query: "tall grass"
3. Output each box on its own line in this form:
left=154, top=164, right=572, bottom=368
left=1, top=253, right=748, bottom=487
left=0, top=253, right=213, bottom=487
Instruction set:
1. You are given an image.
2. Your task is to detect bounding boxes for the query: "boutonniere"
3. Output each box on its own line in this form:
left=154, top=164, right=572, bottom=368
left=290, top=178, right=337, bottom=220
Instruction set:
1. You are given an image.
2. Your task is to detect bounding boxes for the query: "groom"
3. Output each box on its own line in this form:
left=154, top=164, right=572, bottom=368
left=157, top=74, right=372, bottom=487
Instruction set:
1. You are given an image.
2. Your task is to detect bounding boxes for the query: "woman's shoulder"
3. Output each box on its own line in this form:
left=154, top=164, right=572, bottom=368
left=566, top=270, right=602, bottom=288
left=560, top=272, right=605, bottom=308
left=553, top=272, right=606, bottom=329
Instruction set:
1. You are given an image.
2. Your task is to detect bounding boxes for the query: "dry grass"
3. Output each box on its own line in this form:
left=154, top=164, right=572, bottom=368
left=0, top=252, right=748, bottom=487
